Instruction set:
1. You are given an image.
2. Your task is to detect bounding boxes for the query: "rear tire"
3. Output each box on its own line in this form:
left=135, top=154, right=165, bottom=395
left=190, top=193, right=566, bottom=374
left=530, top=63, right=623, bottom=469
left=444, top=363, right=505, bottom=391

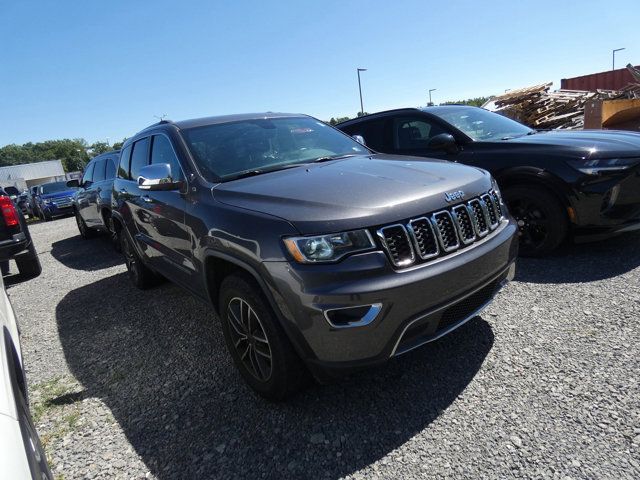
left=120, top=230, right=162, bottom=289
left=503, top=185, right=568, bottom=256
left=219, top=273, right=307, bottom=400
left=75, top=209, right=95, bottom=239
left=106, top=215, right=121, bottom=252
left=15, top=244, right=42, bottom=280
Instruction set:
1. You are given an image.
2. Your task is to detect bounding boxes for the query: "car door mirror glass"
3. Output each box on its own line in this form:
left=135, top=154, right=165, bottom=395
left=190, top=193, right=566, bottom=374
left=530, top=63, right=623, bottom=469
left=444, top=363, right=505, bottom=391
left=138, top=163, right=180, bottom=191
left=428, top=133, right=458, bottom=153
left=352, top=134, right=366, bottom=146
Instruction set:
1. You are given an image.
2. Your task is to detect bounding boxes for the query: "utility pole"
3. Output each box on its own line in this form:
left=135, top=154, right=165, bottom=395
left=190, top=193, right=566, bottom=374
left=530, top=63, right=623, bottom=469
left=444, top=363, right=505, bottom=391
left=428, top=88, right=437, bottom=106
left=612, top=48, right=625, bottom=70
left=357, top=68, right=367, bottom=116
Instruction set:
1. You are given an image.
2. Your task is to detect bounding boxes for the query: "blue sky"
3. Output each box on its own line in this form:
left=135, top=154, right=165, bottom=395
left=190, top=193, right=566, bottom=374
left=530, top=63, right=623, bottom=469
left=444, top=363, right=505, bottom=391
left=0, top=0, right=638, bottom=146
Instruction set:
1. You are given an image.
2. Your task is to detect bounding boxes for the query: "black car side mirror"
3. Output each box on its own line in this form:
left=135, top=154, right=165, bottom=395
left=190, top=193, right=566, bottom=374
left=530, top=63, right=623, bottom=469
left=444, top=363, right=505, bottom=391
left=428, top=133, right=459, bottom=154
left=66, top=179, right=80, bottom=188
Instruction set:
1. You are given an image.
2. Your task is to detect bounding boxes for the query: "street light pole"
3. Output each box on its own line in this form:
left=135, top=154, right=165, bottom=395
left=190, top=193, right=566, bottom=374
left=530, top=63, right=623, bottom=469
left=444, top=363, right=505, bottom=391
left=357, top=68, right=367, bottom=116
left=428, top=88, right=437, bottom=106
left=612, top=48, right=625, bottom=70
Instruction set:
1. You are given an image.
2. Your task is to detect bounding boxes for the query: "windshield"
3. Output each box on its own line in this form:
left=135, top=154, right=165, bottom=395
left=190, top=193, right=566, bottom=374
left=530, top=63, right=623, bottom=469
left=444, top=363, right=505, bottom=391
left=40, top=181, right=75, bottom=194
left=430, top=107, right=533, bottom=141
left=182, top=116, right=368, bottom=181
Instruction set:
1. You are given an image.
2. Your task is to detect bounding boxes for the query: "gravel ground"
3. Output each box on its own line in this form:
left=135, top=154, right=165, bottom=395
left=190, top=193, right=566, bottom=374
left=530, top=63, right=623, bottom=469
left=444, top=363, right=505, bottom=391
left=6, top=216, right=640, bottom=479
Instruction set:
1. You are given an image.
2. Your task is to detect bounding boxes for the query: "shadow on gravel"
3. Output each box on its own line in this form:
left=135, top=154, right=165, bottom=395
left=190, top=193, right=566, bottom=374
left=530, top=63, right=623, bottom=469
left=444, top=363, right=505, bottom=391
left=50, top=233, right=123, bottom=271
left=56, top=273, right=493, bottom=479
left=515, top=231, right=640, bottom=284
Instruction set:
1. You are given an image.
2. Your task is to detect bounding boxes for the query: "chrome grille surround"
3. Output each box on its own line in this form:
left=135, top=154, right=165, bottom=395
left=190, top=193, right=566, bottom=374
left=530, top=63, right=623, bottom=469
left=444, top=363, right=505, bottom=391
left=481, top=194, right=500, bottom=230
left=376, top=224, right=415, bottom=268
left=451, top=205, right=476, bottom=245
left=406, top=217, right=439, bottom=260
left=431, top=210, right=460, bottom=252
left=376, top=190, right=505, bottom=269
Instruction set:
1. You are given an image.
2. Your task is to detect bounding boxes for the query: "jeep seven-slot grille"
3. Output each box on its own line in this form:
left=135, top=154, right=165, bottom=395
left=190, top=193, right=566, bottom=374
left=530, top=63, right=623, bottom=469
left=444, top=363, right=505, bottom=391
left=376, top=190, right=504, bottom=269
left=408, top=218, right=439, bottom=259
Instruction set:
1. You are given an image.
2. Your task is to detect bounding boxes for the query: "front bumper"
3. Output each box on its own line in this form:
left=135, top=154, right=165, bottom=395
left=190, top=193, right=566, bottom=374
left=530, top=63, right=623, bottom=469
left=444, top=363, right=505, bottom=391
left=264, top=218, right=518, bottom=374
left=42, top=203, right=73, bottom=217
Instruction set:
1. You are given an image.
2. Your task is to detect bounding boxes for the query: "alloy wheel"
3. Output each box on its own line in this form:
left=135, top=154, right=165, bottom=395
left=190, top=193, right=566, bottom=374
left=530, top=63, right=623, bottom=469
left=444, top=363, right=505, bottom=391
left=227, top=297, right=273, bottom=382
left=120, top=234, right=139, bottom=283
left=509, top=198, right=549, bottom=251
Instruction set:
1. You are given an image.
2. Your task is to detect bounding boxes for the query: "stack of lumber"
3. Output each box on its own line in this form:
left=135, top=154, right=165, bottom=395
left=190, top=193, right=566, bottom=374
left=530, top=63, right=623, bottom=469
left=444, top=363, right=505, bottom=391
left=486, top=80, right=640, bottom=130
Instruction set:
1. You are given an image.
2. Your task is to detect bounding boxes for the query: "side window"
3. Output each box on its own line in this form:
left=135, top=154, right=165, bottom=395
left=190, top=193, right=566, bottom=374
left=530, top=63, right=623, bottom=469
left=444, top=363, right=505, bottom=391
left=352, top=118, right=391, bottom=152
left=92, top=158, right=107, bottom=182
left=105, top=157, right=117, bottom=180
left=393, top=117, right=446, bottom=150
left=118, top=145, right=132, bottom=180
left=82, top=162, right=95, bottom=186
left=150, top=135, right=184, bottom=181
left=130, top=138, right=150, bottom=180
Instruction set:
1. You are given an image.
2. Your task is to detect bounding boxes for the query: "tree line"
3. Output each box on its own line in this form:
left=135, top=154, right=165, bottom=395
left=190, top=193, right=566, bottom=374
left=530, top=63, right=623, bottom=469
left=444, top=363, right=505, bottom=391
left=0, top=139, right=125, bottom=172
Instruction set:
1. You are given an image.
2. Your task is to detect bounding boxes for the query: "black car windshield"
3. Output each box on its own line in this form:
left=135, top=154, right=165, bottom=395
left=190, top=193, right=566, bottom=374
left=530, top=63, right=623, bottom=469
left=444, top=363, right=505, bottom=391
left=429, top=107, right=533, bottom=141
left=40, top=181, right=75, bottom=194
left=182, top=117, right=369, bottom=181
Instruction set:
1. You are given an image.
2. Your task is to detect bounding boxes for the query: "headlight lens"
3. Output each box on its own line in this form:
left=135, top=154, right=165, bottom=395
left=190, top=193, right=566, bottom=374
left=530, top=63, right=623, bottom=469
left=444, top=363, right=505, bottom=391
left=567, top=158, right=640, bottom=175
left=284, top=229, right=375, bottom=263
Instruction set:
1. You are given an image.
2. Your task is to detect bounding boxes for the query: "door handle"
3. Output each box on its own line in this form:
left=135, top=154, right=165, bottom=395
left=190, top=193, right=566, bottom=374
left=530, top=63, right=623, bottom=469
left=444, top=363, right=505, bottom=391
left=141, top=195, right=153, bottom=203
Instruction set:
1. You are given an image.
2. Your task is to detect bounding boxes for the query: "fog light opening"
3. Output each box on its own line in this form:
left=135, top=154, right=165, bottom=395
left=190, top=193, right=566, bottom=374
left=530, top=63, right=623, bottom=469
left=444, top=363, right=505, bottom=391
left=324, top=303, right=382, bottom=328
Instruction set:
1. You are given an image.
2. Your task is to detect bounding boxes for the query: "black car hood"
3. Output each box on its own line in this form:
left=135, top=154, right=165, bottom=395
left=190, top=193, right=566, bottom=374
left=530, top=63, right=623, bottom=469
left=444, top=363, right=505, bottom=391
left=505, top=130, right=640, bottom=158
left=212, top=154, right=492, bottom=234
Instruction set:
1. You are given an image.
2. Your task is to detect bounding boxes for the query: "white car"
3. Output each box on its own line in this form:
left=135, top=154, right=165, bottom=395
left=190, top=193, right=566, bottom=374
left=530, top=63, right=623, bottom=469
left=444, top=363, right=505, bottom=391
left=0, top=270, right=52, bottom=478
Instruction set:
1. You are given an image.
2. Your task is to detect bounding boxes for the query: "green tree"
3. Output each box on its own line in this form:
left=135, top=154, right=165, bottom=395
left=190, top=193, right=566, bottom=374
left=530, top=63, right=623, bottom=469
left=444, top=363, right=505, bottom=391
left=0, top=138, right=90, bottom=172
left=440, top=96, right=494, bottom=107
left=89, top=141, right=111, bottom=157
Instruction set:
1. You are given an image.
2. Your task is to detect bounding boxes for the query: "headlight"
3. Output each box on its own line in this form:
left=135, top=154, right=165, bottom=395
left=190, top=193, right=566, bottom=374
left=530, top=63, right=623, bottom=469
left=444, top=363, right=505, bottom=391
left=567, top=158, right=640, bottom=175
left=43, top=198, right=52, bottom=204
left=283, top=229, right=375, bottom=263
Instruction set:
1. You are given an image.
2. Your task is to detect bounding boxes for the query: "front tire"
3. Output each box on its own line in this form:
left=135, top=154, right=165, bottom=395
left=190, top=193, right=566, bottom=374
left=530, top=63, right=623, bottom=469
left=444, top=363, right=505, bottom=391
left=75, top=209, right=95, bottom=239
left=503, top=185, right=568, bottom=256
left=219, top=274, right=306, bottom=400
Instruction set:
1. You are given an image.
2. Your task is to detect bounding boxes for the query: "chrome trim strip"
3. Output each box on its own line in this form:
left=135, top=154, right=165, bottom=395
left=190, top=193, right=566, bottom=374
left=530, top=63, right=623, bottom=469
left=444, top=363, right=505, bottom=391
left=376, top=224, right=415, bottom=267
left=390, top=265, right=512, bottom=357
left=481, top=194, right=500, bottom=230
left=406, top=217, right=440, bottom=260
left=451, top=205, right=476, bottom=245
left=431, top=210, right=460, bottom=252
left=323, top=303, right=383, bottom=329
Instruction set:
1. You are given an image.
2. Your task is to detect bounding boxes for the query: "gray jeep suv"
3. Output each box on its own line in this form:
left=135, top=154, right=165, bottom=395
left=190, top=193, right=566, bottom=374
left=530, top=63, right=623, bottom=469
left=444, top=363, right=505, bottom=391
left=112, top=113, right=518, bottom=399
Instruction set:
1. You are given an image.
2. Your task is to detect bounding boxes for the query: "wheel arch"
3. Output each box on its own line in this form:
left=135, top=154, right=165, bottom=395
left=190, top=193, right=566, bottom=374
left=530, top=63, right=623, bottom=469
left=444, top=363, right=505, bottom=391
left=494, top=167, right=572, bottom=210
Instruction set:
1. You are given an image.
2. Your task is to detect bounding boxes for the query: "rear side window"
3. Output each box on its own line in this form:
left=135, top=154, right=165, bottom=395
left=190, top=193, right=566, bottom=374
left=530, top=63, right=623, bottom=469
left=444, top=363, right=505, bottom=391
left=82, top=162, right=95, bottom=185
left=92, top=158, right=107, bottom=182
left=130, top=138, right=150, bottom=180
left=151, top=135, right=183, bottom=181
left=105, top=157, right=117, bottom=180
left=118, top=145, right=133, bottom=180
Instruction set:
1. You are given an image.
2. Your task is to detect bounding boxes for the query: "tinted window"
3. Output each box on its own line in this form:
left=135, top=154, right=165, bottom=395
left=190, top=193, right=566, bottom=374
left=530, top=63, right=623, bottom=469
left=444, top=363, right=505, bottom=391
left=393, top=118, right=446, bottom=150
left=41, top=181, right=76, bottom=194
left=82, top=162, right=95, bottom=184
left=118, top=145, right=133, bottom=180
left=182, top=117, right=367, bottom=181
left=151, top=135, right=183, bottom=181
left=105, top=157, right=117, bottom=180
left=346, top=118, right=391, bottom=152
left=130, top=138, right=150, bottom=180
left=92, top=158, right=107, bottom=182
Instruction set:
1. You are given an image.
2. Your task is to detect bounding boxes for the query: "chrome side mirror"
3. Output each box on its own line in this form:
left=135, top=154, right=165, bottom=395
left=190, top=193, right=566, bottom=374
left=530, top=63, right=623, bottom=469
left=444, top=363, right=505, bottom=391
left=352, top=134, right=366, bottom=146
left=137, top=164, right=180, bottom=191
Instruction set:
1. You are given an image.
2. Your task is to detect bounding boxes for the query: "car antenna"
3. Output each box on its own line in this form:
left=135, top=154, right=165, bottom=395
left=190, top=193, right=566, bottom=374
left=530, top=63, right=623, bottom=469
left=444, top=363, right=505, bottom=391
left=153, top=113, right=169, bottom=124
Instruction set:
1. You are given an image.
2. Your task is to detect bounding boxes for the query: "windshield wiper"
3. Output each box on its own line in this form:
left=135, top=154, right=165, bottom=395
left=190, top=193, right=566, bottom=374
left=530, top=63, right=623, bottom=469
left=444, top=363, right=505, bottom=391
left=226, top=163, right=308, bottom=181
left=312, top=154, right=359, bottom=163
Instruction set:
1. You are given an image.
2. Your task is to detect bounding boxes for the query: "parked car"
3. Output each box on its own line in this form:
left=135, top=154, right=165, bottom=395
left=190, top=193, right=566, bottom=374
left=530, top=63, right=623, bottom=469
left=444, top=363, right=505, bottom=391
left=111, top=113, right=518, bottom=400
left=14, top=193, right=32, bottom=218
left=68, top=150, right=120, bottom=247
left=0, top=188, right=41, bottom=281
left=0, top=202, right=51, bottom=479
left=337, top=106, right=640, bottom=256
left=33, top=181, right=78, bottom=221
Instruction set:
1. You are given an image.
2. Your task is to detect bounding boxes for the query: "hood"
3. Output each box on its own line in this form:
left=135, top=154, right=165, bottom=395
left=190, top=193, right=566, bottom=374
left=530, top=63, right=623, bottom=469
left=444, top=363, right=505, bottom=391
left=212, top=154, right=492, bottom=233
left=505, top=130, right=640, bottom=158
left=40, top=190, right=76, bottom=200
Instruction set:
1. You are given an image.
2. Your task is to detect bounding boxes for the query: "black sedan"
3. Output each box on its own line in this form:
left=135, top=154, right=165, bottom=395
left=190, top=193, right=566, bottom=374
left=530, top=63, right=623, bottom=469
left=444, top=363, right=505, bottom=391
left=337, top=106, right=640, bottom=255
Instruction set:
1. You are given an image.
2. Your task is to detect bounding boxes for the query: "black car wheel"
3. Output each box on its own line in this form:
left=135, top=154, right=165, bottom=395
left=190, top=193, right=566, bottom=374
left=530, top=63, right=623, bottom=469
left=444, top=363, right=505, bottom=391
left=107, top=216, right=121, bottom=252
left=219, top=274, right=306, bottom=400
left=15, top=243, right=42, bottom=280
left=120, top=230, right=161, bottom=289
left=75, top=209, right=94, bottom=239
left=503, top=186, right=568, bottom=256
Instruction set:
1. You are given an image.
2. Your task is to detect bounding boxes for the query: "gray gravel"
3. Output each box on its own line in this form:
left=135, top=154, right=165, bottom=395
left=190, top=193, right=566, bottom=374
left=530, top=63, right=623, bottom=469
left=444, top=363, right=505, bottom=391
left=7, top=216, right=640, bottom=479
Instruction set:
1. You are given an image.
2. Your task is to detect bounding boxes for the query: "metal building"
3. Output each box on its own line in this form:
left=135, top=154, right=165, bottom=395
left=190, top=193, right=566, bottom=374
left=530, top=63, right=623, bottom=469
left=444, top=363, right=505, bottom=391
left=0, top=160, right=66, bottom=192
left=561, top=66, right=639, bottom=91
